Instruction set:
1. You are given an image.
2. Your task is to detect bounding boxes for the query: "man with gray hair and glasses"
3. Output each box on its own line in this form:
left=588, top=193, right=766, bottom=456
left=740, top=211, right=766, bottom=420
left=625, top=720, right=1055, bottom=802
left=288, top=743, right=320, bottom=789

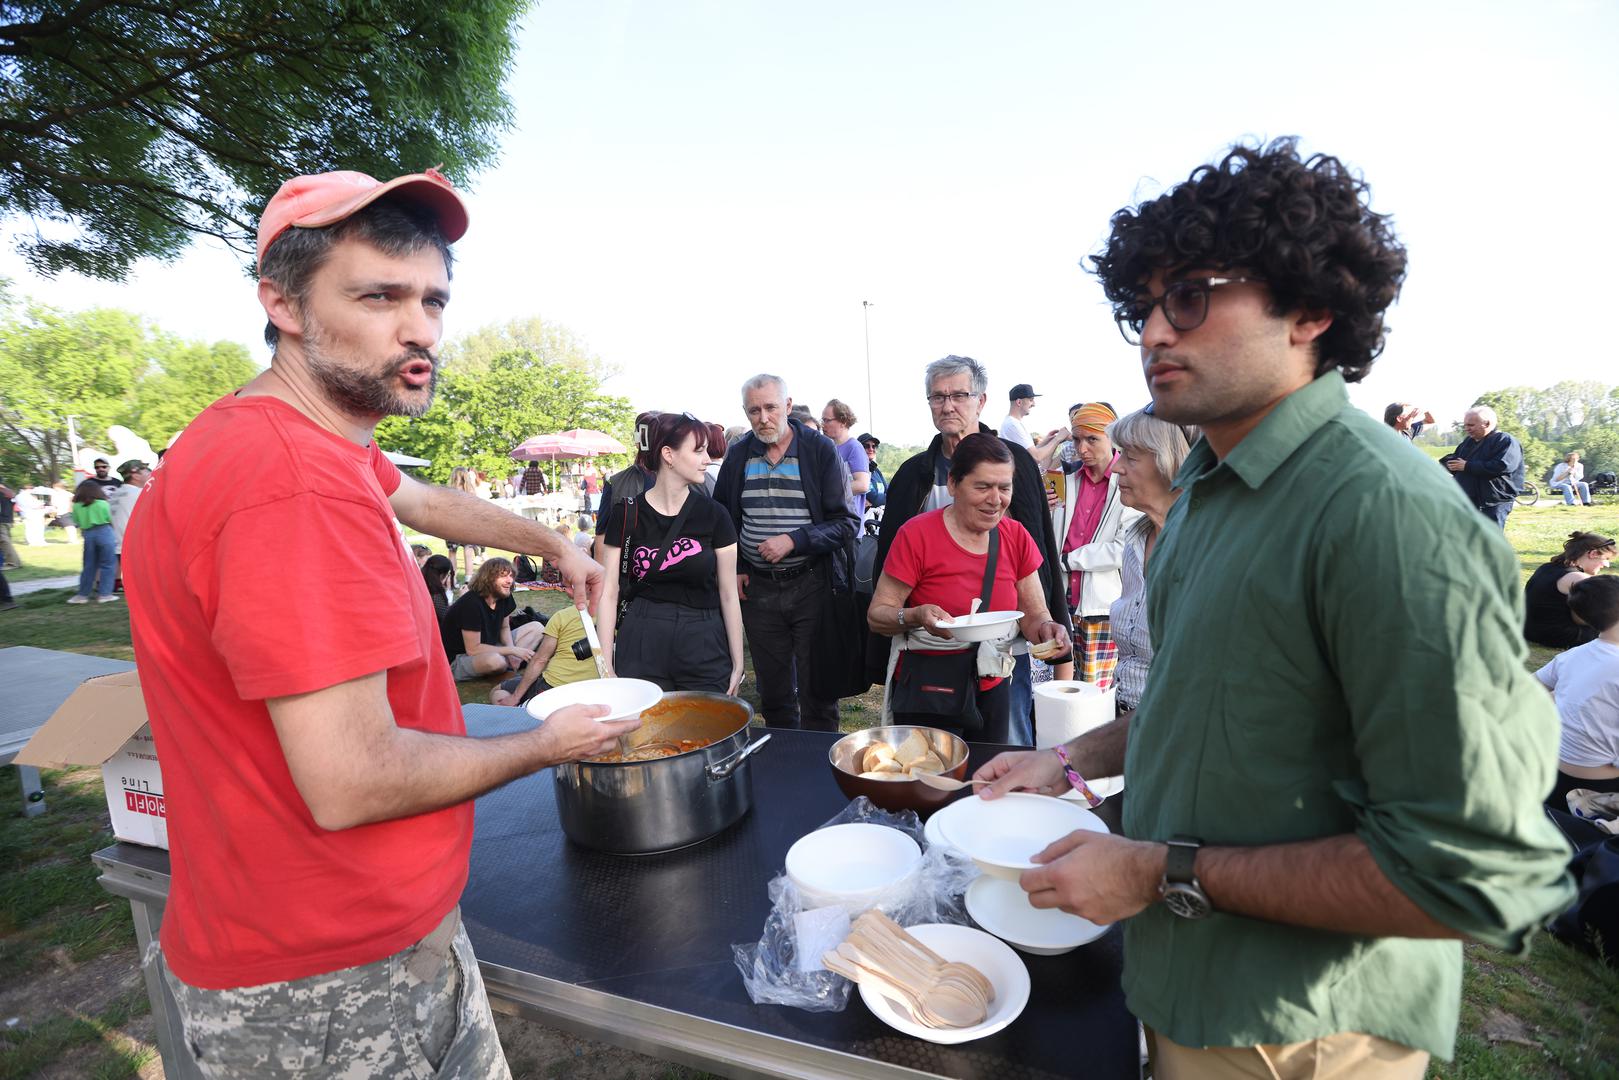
left=714, top=374, right=859, bottom=729
left=1443, top=404, right=1524, bottom=529
left=867, top=355, right=1071, bottom=744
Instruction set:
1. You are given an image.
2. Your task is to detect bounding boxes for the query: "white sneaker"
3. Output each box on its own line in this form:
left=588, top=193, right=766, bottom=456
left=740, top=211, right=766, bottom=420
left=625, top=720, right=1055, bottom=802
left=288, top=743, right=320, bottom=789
left=66, top=595, right=90, bottom=604
left=97, top=594, right=121, bottom=603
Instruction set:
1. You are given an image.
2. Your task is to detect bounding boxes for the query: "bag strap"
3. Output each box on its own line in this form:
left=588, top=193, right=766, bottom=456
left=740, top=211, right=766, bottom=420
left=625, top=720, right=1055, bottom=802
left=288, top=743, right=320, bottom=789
left=621, top=492, right=700, bottom=608
left=978, top=525, right=999, bottom=612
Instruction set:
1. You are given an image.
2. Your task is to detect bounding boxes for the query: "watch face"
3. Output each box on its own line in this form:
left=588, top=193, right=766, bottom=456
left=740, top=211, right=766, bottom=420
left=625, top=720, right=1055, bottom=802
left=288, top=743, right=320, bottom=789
left=1162, top=883, right=1211, bottom=920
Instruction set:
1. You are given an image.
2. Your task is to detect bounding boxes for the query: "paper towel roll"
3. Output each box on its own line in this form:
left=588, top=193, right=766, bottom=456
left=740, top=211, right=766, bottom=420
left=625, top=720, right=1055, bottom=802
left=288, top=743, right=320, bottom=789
left=1035, top=680, right=1124, bottom=799
left=1034, top=680, right=1115, bottom=748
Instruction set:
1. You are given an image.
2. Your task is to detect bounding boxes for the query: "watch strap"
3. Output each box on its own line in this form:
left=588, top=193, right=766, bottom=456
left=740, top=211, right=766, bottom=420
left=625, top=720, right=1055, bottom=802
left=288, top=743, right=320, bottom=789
left=1165, top=835, right=1201, bottom=883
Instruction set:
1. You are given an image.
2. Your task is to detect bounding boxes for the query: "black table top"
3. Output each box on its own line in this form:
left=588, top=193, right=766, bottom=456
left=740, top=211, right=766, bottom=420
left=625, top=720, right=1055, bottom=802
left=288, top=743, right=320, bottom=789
left=460, top=704, right=1137, bottom=1080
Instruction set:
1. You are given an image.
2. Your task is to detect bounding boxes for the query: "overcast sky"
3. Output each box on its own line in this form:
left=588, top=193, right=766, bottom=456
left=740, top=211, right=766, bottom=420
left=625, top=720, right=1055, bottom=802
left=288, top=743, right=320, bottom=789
left=4, top=0, right=1615, bottom=447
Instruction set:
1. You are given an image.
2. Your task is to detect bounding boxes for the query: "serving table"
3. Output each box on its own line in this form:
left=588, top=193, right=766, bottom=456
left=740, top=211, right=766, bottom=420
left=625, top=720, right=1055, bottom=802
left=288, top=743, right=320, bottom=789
left=95, top=704, right=1139, bottom=1079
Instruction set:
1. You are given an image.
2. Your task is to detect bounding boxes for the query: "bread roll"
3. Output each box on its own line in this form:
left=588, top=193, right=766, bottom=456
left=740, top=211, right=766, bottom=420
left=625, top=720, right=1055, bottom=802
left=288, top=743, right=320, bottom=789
left=893, top=729, right=931, bottom=767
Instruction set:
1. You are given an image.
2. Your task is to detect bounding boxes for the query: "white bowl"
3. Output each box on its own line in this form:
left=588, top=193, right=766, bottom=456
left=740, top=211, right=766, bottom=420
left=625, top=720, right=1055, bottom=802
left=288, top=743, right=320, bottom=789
left=965, top=876, right=1110, bottom=955
left=936, top=610, right=1023, bottom=643
left=855, top=923, right=1030, bottom=1044
left=524, top=677, right=662, bottom=723
left=785, top=824, right=922, bottom=910
left=935, top=792, right=1109, bottom=880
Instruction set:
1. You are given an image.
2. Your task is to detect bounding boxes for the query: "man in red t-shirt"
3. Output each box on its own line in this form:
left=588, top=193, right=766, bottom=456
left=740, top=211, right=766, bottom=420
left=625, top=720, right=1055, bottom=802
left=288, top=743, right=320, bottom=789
left=124, top=169, right=638, bottom=1078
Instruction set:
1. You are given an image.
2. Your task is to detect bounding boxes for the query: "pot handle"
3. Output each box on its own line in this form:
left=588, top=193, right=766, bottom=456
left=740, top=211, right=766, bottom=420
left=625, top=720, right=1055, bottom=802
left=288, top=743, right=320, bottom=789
left=707, top=733, right=772, bottom=783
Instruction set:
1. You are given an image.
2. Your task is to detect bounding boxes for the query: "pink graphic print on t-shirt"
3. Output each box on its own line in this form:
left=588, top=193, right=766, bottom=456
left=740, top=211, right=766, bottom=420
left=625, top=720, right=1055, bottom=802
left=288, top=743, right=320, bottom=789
left=631, top=536, right=702, bottom=578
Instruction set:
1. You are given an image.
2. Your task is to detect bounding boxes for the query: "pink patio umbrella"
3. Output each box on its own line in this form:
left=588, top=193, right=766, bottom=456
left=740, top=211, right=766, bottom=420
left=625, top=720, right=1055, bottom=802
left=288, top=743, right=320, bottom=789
left=556, top=428, right=627, bottom=455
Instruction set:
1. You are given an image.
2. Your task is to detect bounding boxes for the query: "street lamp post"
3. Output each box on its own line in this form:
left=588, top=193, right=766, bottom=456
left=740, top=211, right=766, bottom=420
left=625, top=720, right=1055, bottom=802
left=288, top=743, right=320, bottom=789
left=862, top=300, right=875, bottom=432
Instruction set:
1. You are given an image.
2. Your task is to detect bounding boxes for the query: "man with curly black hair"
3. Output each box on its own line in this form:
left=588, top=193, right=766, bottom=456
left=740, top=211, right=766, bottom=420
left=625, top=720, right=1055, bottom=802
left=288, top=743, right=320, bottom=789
left=976, top=139, right=1573, bottom=1078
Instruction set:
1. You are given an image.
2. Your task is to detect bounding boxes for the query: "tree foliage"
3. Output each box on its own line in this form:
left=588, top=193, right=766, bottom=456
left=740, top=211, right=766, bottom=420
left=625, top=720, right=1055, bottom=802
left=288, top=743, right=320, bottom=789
left=376, top=349, right=636, bottom=485
left=0, top=0, right=527, bottom=279
left=0, top=303, right=259, bottom=483
left=443, top=316, right=622, bottom=383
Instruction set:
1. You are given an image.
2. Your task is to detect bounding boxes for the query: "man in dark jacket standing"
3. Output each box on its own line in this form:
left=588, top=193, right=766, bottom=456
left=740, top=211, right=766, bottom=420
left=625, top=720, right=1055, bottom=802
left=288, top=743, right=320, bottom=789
left=1444, top=405, right=1524, bottom=529
left=715, top=374, right=859, bottom=730
left=869, top=355, right=1072, bottom=744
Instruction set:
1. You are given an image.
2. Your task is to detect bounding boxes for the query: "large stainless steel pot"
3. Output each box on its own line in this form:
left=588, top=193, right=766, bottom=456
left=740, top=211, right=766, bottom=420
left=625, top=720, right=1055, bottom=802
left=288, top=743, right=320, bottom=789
left=553, top=691, right=771, bottom=854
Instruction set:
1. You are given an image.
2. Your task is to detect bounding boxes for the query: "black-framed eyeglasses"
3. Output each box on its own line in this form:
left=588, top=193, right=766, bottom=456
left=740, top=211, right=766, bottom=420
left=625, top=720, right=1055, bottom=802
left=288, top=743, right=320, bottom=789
left=926, top=391, right=976, bottom=408
left=1115, top=277, right=1263, bottom=345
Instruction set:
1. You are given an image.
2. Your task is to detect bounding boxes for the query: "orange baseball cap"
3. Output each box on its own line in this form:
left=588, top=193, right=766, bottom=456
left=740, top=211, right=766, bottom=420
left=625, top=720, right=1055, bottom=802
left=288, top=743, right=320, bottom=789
left=255, top=167, right=470, bottom=269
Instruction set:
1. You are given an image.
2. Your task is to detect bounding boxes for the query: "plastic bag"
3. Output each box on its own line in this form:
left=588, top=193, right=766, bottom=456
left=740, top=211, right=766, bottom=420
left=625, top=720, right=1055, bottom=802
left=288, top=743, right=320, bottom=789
left=731, top=796, right=981, bottom=1011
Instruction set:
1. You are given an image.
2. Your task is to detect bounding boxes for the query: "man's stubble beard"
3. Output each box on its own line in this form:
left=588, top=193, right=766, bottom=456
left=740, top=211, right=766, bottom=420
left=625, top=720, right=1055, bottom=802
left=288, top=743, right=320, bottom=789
left=301, top=319, right=439, bottom=420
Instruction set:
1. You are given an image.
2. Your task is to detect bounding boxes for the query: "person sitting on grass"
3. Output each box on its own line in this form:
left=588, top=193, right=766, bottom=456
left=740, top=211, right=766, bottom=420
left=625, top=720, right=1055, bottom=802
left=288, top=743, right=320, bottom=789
left=440, top=557, right=546, bottom=681
left=1524, top=531, right=1616, bottom=648
left=491, top=585, right=598, bottom=707
left=1538, top=575, right=1619, bottom=810
left=66, top=478, right=118, bottom=604
left=420, top=553, right=455, bottom=625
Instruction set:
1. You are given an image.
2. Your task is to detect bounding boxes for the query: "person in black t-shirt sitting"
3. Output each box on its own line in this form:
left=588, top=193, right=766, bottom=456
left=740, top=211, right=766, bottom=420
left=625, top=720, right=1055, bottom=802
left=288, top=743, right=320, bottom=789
left=441, top=557, right=547, bottom=681
left=597, top=412, right=744, bottom=694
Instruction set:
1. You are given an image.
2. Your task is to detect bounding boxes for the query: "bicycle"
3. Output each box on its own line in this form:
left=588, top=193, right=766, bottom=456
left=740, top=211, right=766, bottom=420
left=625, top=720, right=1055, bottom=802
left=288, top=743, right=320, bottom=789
left=1515, top=483, right=1540, bottom=508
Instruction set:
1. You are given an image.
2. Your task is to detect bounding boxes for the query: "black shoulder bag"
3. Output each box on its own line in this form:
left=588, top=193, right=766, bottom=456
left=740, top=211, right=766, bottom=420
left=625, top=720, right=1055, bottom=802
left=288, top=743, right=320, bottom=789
left=616, top=493, right=699, bottom=623
left=888, top=526, right=999, bottom=732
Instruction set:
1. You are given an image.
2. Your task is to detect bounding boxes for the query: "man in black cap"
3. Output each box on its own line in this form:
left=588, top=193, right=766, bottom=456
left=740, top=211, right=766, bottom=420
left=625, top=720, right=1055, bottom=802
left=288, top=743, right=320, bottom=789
left=1000, top=384, right=1067, bottom=468
left=857, top=433, right=887, bottom=510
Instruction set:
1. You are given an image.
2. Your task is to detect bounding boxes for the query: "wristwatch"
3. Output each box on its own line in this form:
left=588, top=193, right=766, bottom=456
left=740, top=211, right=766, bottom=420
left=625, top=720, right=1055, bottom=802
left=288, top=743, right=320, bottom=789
left=1159, top=835, right=1211, bottom=919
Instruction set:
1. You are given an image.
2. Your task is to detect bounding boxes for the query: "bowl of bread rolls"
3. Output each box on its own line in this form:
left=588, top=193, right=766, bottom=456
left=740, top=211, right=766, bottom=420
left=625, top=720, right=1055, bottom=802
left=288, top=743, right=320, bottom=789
left=827, top=726, right=971, bottom=814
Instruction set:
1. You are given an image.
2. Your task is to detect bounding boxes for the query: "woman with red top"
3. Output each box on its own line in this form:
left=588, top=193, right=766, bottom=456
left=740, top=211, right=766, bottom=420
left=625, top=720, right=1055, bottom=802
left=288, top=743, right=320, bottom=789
left=1050, top=402, right=1142, bottom=687
left=868, top=434, right=1070, bottom=743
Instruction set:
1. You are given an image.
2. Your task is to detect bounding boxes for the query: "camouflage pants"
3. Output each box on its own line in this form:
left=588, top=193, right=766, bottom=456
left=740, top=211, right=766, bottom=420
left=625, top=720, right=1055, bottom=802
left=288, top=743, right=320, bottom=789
left=159, top=908, right=511, bottom=1078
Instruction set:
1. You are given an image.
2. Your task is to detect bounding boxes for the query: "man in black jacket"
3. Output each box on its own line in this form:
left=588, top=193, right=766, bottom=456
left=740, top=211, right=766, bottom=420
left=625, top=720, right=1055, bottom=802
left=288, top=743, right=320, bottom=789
left=715, top=374, right=859, bottom=729
left=1443, top=405, right=1525, bottom=529
left=868, top=355, right=1072, bottom=744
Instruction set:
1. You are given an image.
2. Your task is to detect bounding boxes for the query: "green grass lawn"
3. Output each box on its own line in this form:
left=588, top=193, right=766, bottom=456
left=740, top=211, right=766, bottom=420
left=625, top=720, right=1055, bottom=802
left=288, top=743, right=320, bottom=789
left=3, top=513, right=1617, bottom=1078
left=3, top=533, right=89, bottom=582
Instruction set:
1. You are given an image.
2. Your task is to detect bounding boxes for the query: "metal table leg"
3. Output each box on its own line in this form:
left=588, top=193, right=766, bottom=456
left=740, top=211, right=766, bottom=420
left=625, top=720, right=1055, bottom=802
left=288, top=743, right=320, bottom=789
left=17, top=764, right=46, bottom=817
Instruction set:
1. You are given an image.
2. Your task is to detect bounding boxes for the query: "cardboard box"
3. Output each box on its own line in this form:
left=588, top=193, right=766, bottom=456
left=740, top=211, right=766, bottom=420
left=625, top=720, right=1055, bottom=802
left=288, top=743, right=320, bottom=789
left=15, top=670, right=168, bottom=849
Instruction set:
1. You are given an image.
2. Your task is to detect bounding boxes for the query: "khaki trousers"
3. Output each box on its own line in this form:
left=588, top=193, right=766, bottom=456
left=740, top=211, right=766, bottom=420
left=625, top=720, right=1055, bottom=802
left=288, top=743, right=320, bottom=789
left=1147, top=1026, right=1429, bottom=1080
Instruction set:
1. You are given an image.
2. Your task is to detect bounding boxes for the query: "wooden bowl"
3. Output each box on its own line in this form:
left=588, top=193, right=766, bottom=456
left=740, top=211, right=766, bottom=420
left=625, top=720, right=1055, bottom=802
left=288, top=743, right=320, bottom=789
left=827, top=726, right=970, bottom=815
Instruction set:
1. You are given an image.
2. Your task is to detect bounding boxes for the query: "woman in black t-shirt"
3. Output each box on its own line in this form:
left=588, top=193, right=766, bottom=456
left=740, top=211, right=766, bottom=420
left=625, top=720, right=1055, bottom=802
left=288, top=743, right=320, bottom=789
left=1525, top=531, right=1616, bottom=648
left=598, top=413, right=744, bottom=694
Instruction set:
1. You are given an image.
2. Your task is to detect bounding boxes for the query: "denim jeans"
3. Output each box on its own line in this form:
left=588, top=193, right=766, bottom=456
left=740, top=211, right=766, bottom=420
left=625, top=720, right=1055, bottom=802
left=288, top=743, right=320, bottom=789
left=79, top=524, right=116, bottom=597
left=1551, top=481, right=1592, bottom=506
left=740, top=561, right=840, bottom=730
left=1007, top=653, right=1034, bottom=746
left=1480, top=502, right=1512, bottom=530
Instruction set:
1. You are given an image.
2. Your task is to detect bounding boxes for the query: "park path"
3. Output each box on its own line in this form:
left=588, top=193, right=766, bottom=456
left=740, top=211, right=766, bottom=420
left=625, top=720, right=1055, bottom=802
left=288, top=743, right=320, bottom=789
left=9, top=575, right=79, bottom=596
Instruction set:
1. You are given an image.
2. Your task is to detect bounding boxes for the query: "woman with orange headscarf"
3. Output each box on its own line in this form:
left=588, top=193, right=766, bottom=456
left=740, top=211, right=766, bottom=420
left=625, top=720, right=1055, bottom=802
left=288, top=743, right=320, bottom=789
left=1049, top=402, right=1141, bottom=686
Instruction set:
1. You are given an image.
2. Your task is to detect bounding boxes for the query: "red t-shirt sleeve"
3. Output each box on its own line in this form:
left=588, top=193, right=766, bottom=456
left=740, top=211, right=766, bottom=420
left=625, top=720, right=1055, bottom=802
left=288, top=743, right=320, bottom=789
left=369, top=444, right=403, bottom=497
left=196, top=493, right=421, bottom=700
left=1005, top=518, right=1042, bottom=579
left=883, top=514, right=928, bottom=589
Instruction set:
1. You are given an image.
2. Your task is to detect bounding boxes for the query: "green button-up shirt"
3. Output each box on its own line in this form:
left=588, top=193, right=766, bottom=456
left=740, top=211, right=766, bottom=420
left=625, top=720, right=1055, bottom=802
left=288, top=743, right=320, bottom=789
left=1122, top=372, right=1575, bottom=1059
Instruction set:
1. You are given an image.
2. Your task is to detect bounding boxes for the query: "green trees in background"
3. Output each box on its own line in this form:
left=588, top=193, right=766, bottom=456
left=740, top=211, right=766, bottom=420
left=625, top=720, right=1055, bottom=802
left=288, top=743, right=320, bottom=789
left=0, top=301, right=256, bottom=483
left=377, top=318, right=635, bottom=485
left=0, top=0, right=527, bottom=279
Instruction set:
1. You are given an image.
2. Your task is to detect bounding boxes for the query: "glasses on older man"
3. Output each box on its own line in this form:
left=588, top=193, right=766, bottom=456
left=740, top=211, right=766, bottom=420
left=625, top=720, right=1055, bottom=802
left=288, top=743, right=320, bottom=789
left=927, top=391, right=976, bottom=408
left=1115, top=276, right=1263, bottom=345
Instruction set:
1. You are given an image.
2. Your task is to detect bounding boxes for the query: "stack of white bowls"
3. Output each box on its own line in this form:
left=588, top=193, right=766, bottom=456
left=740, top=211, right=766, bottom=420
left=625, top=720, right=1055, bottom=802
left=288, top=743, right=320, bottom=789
left=930, top=793, right=1112, bottom=954
left=784, top=823, right=922, bottom=911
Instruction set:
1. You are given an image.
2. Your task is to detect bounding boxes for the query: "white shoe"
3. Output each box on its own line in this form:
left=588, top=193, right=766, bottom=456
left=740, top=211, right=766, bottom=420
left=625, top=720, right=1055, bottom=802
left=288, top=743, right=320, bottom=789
left=66, top=595, right=90, bottom=604
left=97, top=594, right=121, bottom=603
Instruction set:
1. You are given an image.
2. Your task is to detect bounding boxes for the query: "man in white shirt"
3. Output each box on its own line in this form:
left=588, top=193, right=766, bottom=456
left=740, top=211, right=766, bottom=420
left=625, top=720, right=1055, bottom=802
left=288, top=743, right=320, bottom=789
left=107, top=459, right=152, bottom=590
left=1539, top=574, right=1619, bottom=811
left=1000, top=383, right=1066, bottom=467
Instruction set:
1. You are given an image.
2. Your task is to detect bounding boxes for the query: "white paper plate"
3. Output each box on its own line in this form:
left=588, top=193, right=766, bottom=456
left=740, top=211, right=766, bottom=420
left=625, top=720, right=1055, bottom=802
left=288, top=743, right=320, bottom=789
left=936, top=610, right=1023, bottom=642
left=1060, top=774, right=1123, bottom=802
left=965, top=876, right=1110, bottom=955
left=936, top=792, right=1108, bottom=880
left=855, top=923, right=1030, bottom=1044
left=524, top=677, right=662, bottom=723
